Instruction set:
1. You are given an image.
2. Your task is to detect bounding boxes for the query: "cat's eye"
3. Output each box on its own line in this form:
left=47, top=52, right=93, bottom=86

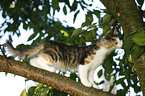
left=115, top=42, right=118, bottom=44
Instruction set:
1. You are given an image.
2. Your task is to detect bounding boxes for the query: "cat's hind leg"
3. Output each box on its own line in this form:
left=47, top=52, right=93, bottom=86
left=78, top=64, right=92, bottom=87
left=30, top=54, right=55, bottom=72
left=88, top=68, right=99, bottom=89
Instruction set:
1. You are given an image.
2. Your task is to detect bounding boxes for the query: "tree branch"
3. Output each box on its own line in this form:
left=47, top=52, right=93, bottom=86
left=100, top=0, right=143, bottom=37
left=0, top=55, right=113, bottom=96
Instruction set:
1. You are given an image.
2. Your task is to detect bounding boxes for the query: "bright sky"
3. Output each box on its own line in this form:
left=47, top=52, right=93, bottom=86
left=0, top=0, right=144, bottom=96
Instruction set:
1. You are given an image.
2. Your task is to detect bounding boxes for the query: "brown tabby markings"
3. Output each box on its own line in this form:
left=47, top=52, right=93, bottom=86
left=41, top=53, right=55, bottom=64
left=84, top=50, right=96, bottom=64
left=42, top=41, right=98, bottom=70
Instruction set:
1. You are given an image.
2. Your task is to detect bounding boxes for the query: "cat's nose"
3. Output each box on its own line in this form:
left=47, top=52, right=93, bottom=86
left=115, top=38, right=123, bottom=48
left=117, top=41, right=123, bottom=48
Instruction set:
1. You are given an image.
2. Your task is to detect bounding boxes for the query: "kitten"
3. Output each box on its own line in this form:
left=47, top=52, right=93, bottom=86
left=6, top=37, right=122, bottom=89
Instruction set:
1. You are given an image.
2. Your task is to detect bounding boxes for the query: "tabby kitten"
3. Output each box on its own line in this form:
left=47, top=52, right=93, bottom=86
left=6, top=37, right=122, bottom=89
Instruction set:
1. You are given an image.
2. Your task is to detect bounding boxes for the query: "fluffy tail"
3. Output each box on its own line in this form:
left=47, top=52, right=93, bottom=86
left=6, top=41, right=44, bottom=58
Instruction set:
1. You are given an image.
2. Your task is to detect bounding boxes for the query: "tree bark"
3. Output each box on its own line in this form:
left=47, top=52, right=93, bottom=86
left=134, top=53, right=145, bottom=94
left=100, top=0, right=143, bottom=36
left=100, top=0, right=145, bottom=95
left=0, top=55, right=113, bottom=96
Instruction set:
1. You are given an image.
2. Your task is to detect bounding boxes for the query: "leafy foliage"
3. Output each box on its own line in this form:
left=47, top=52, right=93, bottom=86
left=0, top=0, right=145, bottom=96
left=25, top=84, right=68, bottom=96
left=131, top=29, right=145, bottom=46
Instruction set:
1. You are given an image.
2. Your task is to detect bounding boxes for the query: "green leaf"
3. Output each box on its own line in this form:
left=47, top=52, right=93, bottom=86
left=124, top=35, right=134, bottom=55
left=86, top=11, right=93, bottom=25
left=5, top=72, right=8, bottom=76
left=98, top=69, right=103, bottom=78
left=117, top=89, right=127, bottom=96
left=98, top=80, right=105, bottom=84
left=16, top=30, right=21, bottom=37
left=103, top=25, right=111, bottom=33
left=120, top=80, right=126, bottom=88
left=60, top=30, right=69, bottom=37
left=27, top=32, right=37, bottom=41
left=143, top=11, right=145, bottom=18
left=93, top=10, right=100, bottom=19
left=20, top=89, right=27, bottom=96
left=131, top=44, right=144, bottom=60
left=34, top=84, right=44, bottom=95
left=71, top=28, right=82, bottom=36
left=132, top=84, right=141, bottom=93
left=117, top=77, right=125, bottom=84
left=8, top=35, right=13, bottom=42
left=23, top=23, right=28, bottom=30
left=28, top=86, right=36, bottom=96
left=82, top=22, right=88, bottom=27
left=70, top=73, right=78, bottom=80
left=103, top=51, right=115, bottom=75
left=73, top=10, right=80, bottom=23
left=16, top=44, right=31, bottom=49
left=137, top=0, right=144, bottom=7
left=103, top=14, right=112, bottom=23
left=104, top=70, right=111, bottom=81
left=52, top=0, right=59, bottom=11
left=70, top=1, right=78, bottom=11
left=63, top=0, right=70, bottom=8
left=131, top=30, right=145, bottom=46
left=109, top=18, right=116, bottom=25
left=40, top=86, right=50, bottom=96
left=84, top=30, right=96, bottom=41
left=82, top=0, right=89, bottom=6
left=63, top=5, right=67, bottom=15
left=80, top=3, right=85, bottom=10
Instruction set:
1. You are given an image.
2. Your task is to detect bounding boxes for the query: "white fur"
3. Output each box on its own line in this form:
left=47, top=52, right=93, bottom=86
left=116, top=38, right=123, bottom=48
left=78, top=47, right=111, bottom=88
left=30, top=54, right=56, bottom=72
left=103, top=75, right=117, bottom=95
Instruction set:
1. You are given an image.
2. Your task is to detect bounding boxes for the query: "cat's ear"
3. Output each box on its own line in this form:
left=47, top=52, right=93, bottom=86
left=101, top=38, right=108, bottom=44
left=97, top=38, right=107, bottom=47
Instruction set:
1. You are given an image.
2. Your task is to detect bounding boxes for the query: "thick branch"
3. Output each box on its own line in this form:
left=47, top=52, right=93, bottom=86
left=100, top=0, right=145, bottom=94
left=134, top=53, right=145, bottom=94
left=0, top=55, right=113, bottom=96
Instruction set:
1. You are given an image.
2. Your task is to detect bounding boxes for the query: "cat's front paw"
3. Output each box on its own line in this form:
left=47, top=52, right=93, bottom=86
left=92, top=84, right=99, bottom=89
left=82, top=82, right=92, bottom=87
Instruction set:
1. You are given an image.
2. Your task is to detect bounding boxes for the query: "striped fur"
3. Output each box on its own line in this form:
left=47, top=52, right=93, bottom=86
left=42, top=41, right=98, bottom=70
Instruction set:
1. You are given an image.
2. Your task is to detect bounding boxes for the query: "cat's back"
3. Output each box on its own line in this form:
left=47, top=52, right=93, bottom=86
left=41, top=41, right=95, bottom=69
left=43, top=41, right=86, bottom=53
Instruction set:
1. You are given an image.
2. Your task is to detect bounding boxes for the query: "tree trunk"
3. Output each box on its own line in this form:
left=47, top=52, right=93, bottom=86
left=100, top=0, right=145, bottom=95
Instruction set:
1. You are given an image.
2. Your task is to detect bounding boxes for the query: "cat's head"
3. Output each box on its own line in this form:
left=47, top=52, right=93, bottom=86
left=97, top=37, right=122, bottom=49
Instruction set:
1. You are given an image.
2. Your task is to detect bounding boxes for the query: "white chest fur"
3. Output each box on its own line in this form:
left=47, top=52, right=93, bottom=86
left=78, top=47, right=113, bottom=88
left=90, top=47, right=112, bottom=68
